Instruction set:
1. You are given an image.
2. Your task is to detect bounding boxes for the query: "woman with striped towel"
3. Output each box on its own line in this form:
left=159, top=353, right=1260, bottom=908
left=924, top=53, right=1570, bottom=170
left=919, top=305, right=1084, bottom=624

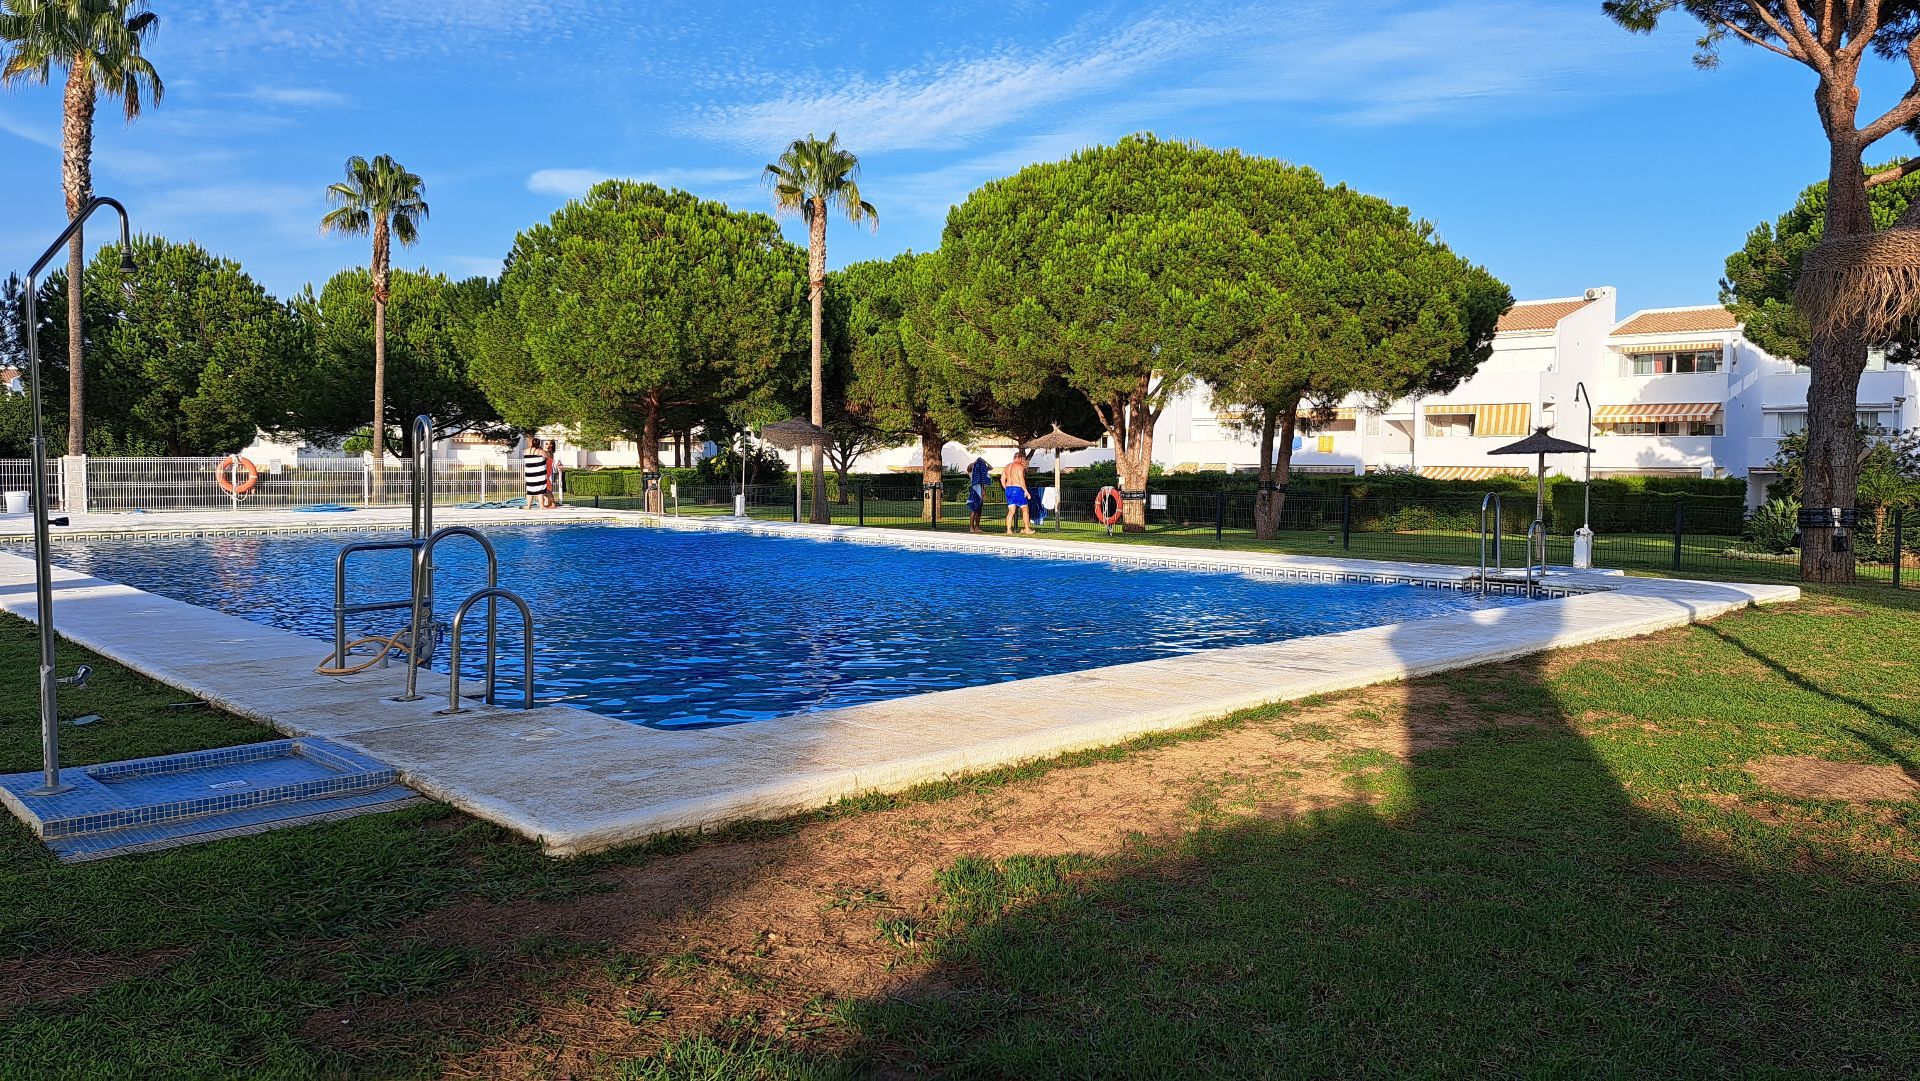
left=523, top=436, right=550, bottom=511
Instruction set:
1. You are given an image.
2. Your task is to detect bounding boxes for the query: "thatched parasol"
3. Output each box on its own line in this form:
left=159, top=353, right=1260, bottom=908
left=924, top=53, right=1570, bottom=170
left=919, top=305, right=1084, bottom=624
left=1490, top=426, right=1592, bottom=566
left=1795, top=199, right=1920, bottom=339
left=758, top=418, right=827, bottom=449
left=758, top=419, right=828, bottom=522
left=1021, top=423, right=1096, bottom=531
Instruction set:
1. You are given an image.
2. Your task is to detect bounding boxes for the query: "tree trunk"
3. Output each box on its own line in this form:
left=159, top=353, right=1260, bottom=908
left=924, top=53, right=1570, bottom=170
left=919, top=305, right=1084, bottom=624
left=1799, top=330, right=1867, bottom=581
left=831, top=441, right=853, bottom=504
left=808, top=200, right=829, bottom=523
left=62, top=61, right=96, bottom=458
left=370, top=220, right=391, bottom=503
left=1111, top=389, right=1156, bottom=532
left=919, top=421, right=944, bottom=523
left=1799, top=113, right=1875, bottom=583
left=1254, top=403, right=1299, bottom=541
left=641, top=396, right=663, bottom=513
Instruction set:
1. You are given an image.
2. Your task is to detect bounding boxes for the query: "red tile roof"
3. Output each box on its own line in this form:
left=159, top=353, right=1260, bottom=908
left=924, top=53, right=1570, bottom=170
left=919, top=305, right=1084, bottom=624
left=1497, top=298, right=1596, bottom=333
left=1613, top=307, right=1739, bottom=336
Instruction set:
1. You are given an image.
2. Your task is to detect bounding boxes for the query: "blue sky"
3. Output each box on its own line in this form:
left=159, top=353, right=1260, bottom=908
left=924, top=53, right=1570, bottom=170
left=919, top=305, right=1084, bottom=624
left=3, top=0, right=1917, bottom=314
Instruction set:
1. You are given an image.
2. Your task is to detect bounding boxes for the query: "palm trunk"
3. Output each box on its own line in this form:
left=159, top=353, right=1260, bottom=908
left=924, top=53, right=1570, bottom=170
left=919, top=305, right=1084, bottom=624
left=1799, top=113, right=1874, bottom=583
left=808, top=202, right=829, bottom=523
left=370, top=221, right=390, bottom=503
left=62, top=62, right=96, bottom=458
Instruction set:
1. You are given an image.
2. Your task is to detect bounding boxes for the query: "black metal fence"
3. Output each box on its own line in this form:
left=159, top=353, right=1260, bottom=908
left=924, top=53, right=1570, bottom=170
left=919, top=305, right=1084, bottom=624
left=585, top=480, right=1915, bottom=589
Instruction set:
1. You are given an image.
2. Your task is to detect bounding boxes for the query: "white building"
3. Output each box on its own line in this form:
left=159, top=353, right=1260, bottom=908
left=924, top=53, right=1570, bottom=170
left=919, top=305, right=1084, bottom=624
left=854, top=286, right=1920, bottom=506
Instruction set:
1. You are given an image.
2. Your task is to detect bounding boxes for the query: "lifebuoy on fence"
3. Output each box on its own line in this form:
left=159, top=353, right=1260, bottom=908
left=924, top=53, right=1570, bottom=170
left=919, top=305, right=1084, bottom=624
left=1093, top=486, right=1123, bottom=525
left=216, top=455, right=260, bottom=496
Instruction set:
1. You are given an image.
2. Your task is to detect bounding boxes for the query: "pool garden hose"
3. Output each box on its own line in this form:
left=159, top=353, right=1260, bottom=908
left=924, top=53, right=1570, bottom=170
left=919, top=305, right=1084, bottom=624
left=315, top=625, right=427, bottom=676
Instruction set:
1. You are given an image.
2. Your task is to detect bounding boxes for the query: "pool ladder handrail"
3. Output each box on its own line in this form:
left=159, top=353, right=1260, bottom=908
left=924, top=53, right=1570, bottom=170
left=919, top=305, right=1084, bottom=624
left=439, top=588, right=536, bottom=713
left=1477, top=493, right=1503, bottom=594
left=1524, top=519, right=1546, bottom=599
left=393, top=525, right=502, bottom=704
left=332, top=415, right=443, bottom=669
left=331, top=414, right=540, bottom=711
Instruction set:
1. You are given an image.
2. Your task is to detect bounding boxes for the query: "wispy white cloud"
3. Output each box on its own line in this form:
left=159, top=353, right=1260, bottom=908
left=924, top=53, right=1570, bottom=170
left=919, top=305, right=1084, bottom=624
left=0, top=109, right=59, bottom=151
left=248, top=86, right=348, bottom=108
left=527, top=165, right=759, bottom=198
left=526, top=168, right=605, bottom=197
left=1182, top=1, right=1670, bottom=126
left=687, top=8, right=1227, bottom=152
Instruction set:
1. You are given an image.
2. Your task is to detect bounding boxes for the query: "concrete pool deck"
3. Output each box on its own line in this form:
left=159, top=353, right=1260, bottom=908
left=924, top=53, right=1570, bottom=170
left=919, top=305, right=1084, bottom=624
left=0, top=511, right=1799, bottom=856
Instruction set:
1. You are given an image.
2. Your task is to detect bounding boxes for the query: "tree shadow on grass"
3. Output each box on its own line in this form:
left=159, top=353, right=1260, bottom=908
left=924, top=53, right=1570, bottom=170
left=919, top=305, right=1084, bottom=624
left=811, top=591, right=1920, bottom=1077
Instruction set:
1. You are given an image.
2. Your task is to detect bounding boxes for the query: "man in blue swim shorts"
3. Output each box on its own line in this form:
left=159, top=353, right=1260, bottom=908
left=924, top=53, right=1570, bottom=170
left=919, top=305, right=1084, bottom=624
left=1001, top=449, right=1035, bottom=535
left=966, top=456, right=991, bottom=533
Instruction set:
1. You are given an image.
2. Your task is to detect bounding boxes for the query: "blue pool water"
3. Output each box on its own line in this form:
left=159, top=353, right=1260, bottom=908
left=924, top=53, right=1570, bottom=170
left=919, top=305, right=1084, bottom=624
left=41, top=524, right=1534, bottom=728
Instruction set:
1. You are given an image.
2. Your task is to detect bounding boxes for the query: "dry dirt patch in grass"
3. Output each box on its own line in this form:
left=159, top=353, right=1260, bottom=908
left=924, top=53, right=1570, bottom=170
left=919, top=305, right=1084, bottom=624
left=296, top=682, right=1491, bottom=1078
left=1747, top=755, right=1920, bottom=803
left=0, top=948, right=190, bottom=1016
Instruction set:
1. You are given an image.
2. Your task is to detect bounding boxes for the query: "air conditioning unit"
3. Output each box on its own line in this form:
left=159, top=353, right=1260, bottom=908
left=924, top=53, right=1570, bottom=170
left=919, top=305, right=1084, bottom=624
left=1584, top=288, right=1605, bottom=301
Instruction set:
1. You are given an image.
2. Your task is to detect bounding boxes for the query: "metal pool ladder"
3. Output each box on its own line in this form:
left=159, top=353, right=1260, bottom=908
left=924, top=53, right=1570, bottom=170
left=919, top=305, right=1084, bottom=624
left=331, top=415, right=539, bottom=711
left=1477, top=492, right=1503, bottom=594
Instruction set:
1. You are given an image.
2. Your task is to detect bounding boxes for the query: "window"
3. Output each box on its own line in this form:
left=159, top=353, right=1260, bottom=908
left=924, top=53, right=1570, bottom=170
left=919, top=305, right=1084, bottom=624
left=1629, top=349, right=1722, bottom=376
left=1600, top=420, right=1723, bottom=437
left=1424, top=413, right=1475, bottom=438
left=1778, top=410, right=1889, bottom=434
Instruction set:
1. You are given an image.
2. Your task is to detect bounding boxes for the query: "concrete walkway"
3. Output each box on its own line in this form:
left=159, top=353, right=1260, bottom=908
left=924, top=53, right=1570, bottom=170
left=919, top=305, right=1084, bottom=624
left=0, top=514, right=1799, bottom=856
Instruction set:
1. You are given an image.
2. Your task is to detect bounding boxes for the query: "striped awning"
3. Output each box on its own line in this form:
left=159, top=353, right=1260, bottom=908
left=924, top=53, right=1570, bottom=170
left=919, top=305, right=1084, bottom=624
left=1594, top=402, right=1721, bottom=424
left=1332, top=407, right=1357, bottom=421
left=1422, top=402, right=1532, bottom=437
left=1617, top=340, right=1724, bottom=355
left=1419, top=466, right=1532, bottom=481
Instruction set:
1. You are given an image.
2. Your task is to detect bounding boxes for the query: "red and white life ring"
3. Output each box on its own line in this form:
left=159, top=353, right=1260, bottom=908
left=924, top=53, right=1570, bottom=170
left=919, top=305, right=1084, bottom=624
left=216, top=455, right=260, bottom=495
left=1093, top=486, right=1123, bottom=525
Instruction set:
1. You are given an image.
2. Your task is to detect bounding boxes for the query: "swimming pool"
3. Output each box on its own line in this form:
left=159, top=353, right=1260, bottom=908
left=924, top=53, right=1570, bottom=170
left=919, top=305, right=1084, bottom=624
left=40, top=524, right=1536, bottom=728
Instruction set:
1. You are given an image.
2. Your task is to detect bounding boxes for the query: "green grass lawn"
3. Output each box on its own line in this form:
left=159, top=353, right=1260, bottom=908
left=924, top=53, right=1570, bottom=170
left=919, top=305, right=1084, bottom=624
left=2, top=583, right=1917, bottom=1077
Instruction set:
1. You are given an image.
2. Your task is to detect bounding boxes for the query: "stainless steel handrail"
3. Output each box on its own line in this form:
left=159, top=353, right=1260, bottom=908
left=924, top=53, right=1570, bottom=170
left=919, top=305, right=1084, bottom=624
left=1525, top=520, right=1546, bottom=597
left=333, top=537, right=425, bottom=667
left=439, top=587, right=536, bottom=713
left=1478, top=492, right=1503, bottom=594
left=410, top=414, right=434, bottom=541
left=395, top=525, right=499, bottom=703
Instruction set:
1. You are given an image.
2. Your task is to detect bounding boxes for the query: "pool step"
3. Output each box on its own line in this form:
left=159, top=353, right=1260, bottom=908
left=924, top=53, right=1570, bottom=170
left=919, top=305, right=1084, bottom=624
left=0, top=738, right=421, bottom=862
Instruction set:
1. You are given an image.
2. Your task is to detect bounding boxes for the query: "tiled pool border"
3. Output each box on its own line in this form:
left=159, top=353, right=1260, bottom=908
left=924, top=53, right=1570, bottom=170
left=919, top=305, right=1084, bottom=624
left=0, top=509, right=1800, bottom=857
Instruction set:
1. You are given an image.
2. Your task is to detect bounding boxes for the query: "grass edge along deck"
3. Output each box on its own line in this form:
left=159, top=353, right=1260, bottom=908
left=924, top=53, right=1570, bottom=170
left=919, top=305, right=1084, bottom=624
left=0, top=516, right=1799, bottom=857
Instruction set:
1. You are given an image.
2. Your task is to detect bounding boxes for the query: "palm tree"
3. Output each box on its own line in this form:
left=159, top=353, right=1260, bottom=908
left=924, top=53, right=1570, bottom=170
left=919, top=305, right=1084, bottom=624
left=1, top=0, right=162, bottom=457
left=320, top=154, right=428, bottom=499
left=765, top=132, right=876, bottom=523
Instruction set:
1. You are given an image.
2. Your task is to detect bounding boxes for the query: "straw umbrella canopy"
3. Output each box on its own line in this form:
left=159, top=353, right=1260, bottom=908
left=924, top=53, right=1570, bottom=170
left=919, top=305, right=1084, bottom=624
left=1489, top=426, right=1592, bottom=559
left=758, top=419, right=828, bottom=521
left=1021, top=423, right=1096, bottom=530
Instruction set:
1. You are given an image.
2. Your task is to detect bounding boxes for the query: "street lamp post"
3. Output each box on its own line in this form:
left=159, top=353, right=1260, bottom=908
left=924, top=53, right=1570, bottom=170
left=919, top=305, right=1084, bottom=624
left=1572, top=381, right=1594, bottom=570
left=15, top=197, right=137, bottom=796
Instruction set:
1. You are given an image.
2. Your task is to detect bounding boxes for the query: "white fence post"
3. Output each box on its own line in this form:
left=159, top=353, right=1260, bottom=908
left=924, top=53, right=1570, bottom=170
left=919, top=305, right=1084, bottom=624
left=60, top=455, right=88, bottom=514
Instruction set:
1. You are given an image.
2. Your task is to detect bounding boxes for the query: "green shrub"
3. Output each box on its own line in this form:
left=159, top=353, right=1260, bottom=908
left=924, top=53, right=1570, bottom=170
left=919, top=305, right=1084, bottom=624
left=1743, top=498, right=1800, bottom=554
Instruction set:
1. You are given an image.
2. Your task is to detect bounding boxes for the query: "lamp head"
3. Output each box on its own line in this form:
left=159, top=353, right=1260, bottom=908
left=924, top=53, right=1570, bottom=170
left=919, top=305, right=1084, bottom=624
left=117, top=248, right=137, bottom=300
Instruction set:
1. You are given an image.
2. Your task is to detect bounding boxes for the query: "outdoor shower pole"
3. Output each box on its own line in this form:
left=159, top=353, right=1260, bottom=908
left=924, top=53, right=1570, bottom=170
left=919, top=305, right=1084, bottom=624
left=1573, top=382, right=1594, bottom=569
left=21, top=197, right=136, bottom=796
